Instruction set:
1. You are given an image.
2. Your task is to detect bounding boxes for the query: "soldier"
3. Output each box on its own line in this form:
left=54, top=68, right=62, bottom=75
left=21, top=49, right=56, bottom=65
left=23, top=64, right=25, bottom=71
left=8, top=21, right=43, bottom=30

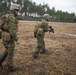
left=0, top=4, right=19, bottom=72
left=33, top=14, right=54, bottom=59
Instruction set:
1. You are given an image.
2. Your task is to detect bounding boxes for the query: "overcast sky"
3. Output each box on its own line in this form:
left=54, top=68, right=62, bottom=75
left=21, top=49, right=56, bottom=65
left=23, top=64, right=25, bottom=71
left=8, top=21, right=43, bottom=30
left=32, top=0, right=76, bottom=14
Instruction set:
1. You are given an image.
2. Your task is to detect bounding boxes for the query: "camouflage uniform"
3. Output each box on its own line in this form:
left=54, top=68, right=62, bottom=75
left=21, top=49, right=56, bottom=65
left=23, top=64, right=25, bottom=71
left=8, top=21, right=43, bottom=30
left=0, top=4, right=19, bottom=71
left=2, top=13, right=18, bottom=66
left=33, top=14, right=53, bottom=58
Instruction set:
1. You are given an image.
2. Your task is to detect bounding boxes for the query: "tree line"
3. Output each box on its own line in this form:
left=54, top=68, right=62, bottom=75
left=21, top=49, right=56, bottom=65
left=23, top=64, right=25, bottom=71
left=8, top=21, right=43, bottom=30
left=0, top=0, right=76, bottom=22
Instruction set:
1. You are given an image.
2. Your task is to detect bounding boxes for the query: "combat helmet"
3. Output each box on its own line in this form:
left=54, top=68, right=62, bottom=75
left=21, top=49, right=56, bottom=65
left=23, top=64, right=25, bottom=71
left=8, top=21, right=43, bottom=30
left=10, top=4, right=19, bottom=11
left=43, top=14, right=51, bottom=21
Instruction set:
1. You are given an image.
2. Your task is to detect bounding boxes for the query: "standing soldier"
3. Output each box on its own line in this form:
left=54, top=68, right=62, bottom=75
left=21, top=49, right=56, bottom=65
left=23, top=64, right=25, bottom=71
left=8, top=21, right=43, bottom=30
left=0, top=4, right=19, bottom=72
left=33, top=14, right=54, bottom=59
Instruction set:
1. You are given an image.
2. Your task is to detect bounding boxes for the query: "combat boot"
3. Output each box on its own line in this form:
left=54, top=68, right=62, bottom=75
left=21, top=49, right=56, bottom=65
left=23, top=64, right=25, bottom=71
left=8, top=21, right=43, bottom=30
left=0, top=63, right=3, bottom=68
left=0, top=57, right=3, bottom=68
left=33, top=53, right=38, bottom=59
left=40, top=49, right=47, bottom=54
left=8, top=66, right=16, bottom=72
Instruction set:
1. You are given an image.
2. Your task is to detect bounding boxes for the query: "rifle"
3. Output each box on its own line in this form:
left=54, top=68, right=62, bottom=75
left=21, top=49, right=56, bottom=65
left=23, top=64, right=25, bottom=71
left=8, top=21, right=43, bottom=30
left=49, top=26, right=54, bottom=33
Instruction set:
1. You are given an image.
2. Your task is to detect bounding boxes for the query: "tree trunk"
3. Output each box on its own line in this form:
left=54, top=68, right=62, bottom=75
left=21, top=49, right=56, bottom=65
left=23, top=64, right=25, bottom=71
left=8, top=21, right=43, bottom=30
left=25, top=11, right=27, bottom=17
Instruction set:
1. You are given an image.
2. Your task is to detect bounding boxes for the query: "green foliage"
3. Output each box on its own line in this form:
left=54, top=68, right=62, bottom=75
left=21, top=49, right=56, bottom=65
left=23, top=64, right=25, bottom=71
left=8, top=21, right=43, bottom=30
left=0, top=0, right=76, bottom=23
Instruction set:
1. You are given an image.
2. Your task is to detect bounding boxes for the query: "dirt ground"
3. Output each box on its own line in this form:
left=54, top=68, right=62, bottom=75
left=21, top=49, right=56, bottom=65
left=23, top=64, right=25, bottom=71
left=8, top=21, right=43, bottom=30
left=0, top=21, right=76, bottom=75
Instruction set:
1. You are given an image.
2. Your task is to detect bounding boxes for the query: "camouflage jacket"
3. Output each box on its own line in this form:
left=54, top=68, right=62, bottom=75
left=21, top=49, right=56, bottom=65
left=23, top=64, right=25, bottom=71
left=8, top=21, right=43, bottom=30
left=0, top=13, right=18, bottom=41
left=8, top=13, right=18, bottom=41
left=40, top=19, right=50, bottom=32
left=34, top=19, right=50, bottom=37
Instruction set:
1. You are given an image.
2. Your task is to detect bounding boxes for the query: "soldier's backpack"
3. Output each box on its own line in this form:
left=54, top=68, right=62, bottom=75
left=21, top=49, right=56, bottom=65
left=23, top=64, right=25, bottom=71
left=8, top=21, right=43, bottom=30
left=34, top=23, right=44, bottom=35
left=0, top=14, right=11, bottom=41
left=37, top=27, right=43, bottom=35
left=0, top=14, right=9, bottom=31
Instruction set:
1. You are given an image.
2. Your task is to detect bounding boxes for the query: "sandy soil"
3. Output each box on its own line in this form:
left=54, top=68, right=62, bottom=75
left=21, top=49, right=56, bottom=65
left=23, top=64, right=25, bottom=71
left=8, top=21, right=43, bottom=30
left=0, top=21, right=76, bottom=75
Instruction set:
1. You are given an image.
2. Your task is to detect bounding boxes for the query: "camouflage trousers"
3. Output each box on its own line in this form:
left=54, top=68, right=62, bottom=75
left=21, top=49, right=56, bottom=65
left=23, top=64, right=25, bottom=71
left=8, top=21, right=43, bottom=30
left=0, top=39, right=15, bottom=67
left=34, top=35, right=46, bottom=56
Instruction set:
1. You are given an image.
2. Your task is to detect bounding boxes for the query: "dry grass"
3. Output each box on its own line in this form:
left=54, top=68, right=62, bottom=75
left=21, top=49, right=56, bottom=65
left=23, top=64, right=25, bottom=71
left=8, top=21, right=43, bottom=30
left=0, top=21, right=76, bottom=75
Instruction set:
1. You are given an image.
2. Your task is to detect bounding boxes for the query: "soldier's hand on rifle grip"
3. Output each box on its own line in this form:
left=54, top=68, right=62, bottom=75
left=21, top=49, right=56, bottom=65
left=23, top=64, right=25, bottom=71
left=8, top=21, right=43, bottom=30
left=49, top=26, right=54, bottom=33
